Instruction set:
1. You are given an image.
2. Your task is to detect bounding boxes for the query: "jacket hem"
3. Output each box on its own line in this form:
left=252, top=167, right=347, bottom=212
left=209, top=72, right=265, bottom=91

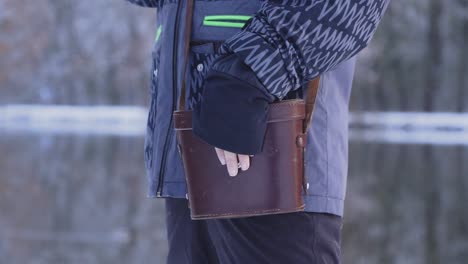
left=303, top=195, right=344, bottom=217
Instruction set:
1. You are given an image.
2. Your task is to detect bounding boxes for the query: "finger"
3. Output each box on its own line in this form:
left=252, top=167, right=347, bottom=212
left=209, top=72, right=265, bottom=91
left=224, top=151, right=239, bottom=177
left=214, top=147, right=226, bottom=165
left=238, top=154, right=250, bottom=171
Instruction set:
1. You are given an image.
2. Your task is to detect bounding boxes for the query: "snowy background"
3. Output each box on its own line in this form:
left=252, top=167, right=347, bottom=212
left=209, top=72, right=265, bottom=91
left=1, top=0, right=467, bottom=263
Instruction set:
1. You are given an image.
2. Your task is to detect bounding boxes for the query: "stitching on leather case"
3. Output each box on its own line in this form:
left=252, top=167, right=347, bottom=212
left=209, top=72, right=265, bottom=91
left=192, top=205, right=306, bottom=219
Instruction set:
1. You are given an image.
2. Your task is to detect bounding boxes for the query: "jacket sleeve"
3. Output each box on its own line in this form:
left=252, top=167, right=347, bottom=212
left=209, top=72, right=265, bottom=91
left=125, top=0, right=158, bottom=8
left=193, top=0, right=390, bottom=155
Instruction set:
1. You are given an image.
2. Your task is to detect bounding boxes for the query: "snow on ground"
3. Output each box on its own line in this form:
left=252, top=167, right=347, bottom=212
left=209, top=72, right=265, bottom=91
left=1, top=105, right=468, bottom=144
left=349, top=112, right=468, bottom=130
left=349, top=129, right=468, bottom=145
left=349, top=112, right=468, bottom=145
left=0, top=105, right=147, bottom=136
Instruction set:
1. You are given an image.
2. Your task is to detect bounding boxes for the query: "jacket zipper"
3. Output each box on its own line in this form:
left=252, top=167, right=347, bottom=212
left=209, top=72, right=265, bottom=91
left=156, top=1, right=183, bottom=197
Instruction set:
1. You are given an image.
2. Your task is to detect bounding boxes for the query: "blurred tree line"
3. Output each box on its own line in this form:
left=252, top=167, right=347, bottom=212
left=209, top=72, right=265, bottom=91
left=0, top=0, right=466, bottom=110
left=0, top=0, right=155, bottom=105
left=353, top=0, right=468, bottom=112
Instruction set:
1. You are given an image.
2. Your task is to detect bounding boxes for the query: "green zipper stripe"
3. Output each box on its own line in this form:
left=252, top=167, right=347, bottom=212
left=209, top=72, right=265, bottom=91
left=204, top=15, right=252, bottom=21
left=155, top=25, right=162, bottom=42
left=202, top=21, right=246, bottom=28
left=202, top=15, right=252, bottom=28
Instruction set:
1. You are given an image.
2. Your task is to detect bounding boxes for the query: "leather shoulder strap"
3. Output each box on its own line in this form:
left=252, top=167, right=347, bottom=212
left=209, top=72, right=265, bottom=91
left=178, top=0, right=194, bottom=110
left=304, top=77, right=321, bottom=133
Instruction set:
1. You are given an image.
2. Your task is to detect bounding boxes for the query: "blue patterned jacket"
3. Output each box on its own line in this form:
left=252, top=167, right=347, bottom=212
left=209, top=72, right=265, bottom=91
left=126, top=0, right=389, bottom=216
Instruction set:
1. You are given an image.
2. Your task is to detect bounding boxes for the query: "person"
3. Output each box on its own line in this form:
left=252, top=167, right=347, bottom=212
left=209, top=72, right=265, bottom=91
left=127, top=0, right=389, bottom=263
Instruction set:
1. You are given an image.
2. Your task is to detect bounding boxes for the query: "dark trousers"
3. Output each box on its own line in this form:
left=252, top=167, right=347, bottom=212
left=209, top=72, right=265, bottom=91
left=165, top=198, right=342, bottom=264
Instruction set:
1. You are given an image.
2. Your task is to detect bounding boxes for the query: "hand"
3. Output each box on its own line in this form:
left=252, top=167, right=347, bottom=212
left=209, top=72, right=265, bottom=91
left=214, top=147, right=251, bottom=177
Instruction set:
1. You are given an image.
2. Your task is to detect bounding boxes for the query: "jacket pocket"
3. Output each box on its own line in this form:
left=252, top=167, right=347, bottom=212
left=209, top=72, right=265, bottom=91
left=144, top=49, right=161, bottom=171
left=186, top=42, right=220, bottom=110
left=150, top=49, right=161, bottom=96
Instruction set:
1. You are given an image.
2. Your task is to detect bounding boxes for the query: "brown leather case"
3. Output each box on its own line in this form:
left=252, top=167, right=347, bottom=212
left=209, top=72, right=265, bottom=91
left=172, top=0, right=321, bottom=220
left=174, top=100, right=308, bottom=219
